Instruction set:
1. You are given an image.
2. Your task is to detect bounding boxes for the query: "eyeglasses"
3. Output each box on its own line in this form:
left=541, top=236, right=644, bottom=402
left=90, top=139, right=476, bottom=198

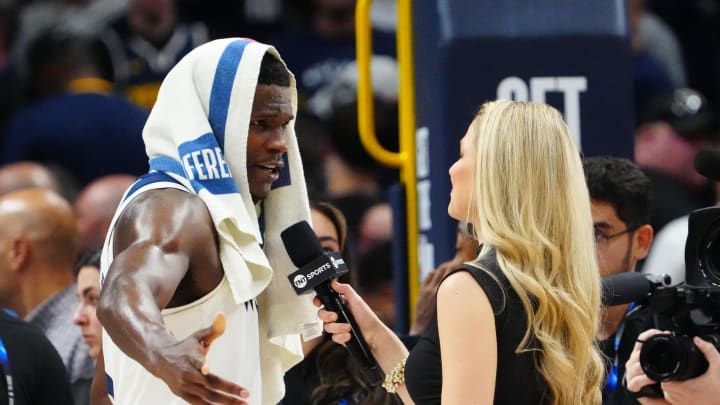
left=594, top=225, right=639, bottom=245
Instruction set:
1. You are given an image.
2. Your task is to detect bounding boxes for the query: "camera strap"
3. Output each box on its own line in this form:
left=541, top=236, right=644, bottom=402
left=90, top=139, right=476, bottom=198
left=0, top=318, right=14, bottom=404
left=605, top=302, right=635, bottom=394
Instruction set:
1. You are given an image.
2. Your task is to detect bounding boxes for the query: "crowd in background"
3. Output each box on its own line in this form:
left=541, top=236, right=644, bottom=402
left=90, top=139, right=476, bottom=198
left=0, top=0, right=402, bottom=259
left=1, top=0, right=720, bottom=404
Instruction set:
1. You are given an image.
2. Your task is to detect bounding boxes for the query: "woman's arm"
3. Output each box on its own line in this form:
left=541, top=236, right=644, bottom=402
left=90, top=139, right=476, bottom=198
left=317, top=280, right=413, bottom=403
left=437, top=271, right=497, bottom=404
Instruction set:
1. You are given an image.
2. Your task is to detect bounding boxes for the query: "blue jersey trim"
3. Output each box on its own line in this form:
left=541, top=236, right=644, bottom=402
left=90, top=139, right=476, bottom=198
left=105, top=372, right=114, bottom=398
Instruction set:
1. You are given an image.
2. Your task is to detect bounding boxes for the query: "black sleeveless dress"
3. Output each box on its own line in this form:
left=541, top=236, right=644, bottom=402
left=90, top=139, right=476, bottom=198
left=405, top=250, right=549, bottom=404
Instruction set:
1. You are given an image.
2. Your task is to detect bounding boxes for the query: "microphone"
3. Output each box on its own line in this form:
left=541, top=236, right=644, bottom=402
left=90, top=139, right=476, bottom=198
left=281, top=221, right=383, bottom=386
left=601, top=272, right=672, bottom=306
left=694, top=147, right=720, bottom=181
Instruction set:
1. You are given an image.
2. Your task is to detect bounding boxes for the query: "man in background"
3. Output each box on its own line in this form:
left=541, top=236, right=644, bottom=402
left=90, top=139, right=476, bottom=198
left=584, top=156, right=655, bottom=404
left=0, top=188, right=94, bottom=404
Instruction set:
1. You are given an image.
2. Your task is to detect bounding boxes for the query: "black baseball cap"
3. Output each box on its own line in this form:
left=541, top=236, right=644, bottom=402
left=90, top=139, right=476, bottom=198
left=639, top=88, right=719, bottom=139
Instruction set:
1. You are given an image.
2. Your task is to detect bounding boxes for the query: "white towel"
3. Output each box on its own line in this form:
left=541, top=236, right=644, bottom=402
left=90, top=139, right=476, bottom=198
left=142, top=38, right=320, bottom=404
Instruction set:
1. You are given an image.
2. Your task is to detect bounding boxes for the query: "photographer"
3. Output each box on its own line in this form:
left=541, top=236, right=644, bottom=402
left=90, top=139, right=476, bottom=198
left=584, top=156, right=655, bottom=404
left=625, top=329, right=720, bottom=404
left=622, top=141, right=720, bottom=404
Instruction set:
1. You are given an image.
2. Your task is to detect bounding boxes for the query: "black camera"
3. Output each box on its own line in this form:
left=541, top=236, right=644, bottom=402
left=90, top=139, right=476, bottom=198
left=629, top=207, right=720, bottom=393
left=640, top=332, right=720, bottom=382
left=685, top=207, right=720, bottom=288
left=630, top=282, right=720, bottom=389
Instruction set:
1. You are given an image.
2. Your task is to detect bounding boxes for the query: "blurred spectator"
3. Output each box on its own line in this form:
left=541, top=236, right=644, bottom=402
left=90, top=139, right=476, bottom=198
left=305, top=55, right=399, bottom=121
left=97, top=0, right=208, bottom=109
left=74, top=174, right=135, bottom=254
left=0, top=160, right=80, bottom=203
left=269, top=0, right=396, bottom=106
left=310, top=200, right=351, bottom=259
left=296, top=57, right=398, bottom=203
left=0, top=0, right=23, bottom=138
left=0, top=188, right=94, bottom=405
left=295, top=111, right=330, bottom=197
left=72, top=249, right=102, bottom=358
left=324, top=97, right=399, bottom=244
left=1, top=31, right=148, bottom=188
left=24, top=28, right=104, bottom=101
left=72, top=248, right=110, bottom=405
left=635, top=88, right=719, bottom=230
left=176, top=0, right=284, bottom=41
left=645, top=0, right=720, bottom=111
left=628, top=0, right=687, bottom=88
left=301, top=55, right=399, bottom=254
left=12, top=0, right=127, bottom=68
left=627, top=0, right=675, bottom=117
left=0, top=309, right=74, bottom=405
left=356, top=239, right=394, bottom=328
left=356, top=201, right=393, bottom=255
left=0, top=161, right=61, bottom=195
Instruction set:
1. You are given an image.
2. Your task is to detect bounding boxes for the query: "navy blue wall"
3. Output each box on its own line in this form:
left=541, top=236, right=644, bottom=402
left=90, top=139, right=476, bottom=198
left=412, top=0, right=634, bottom=283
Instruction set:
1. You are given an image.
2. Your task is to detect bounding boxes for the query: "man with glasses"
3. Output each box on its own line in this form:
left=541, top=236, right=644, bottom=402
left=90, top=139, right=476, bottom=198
left=584, top=156, right=655, bottom=404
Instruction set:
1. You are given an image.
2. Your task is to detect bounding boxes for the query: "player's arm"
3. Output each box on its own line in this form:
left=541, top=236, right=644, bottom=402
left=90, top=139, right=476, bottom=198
left=97, top=189, right=211, bottom=371
left=97, top=189, right=248, bottom=404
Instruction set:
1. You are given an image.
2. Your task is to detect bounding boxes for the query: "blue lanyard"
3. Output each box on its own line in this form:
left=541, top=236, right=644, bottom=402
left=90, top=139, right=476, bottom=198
left=0, top=337, right=14, bottom=405
left=606, top=302, right=635, bottom=392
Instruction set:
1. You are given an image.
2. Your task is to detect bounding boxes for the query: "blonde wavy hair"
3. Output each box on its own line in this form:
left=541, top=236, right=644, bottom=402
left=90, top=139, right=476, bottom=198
left=465, top=100, right=604, bottom=405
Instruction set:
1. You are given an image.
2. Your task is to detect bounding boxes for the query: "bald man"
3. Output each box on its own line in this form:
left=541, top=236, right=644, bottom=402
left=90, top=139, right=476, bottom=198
left=0, top=188, right=95, bottom=404
left=0, top=161, right=61, bottom=195
left=74, top=174, right=136, bottom=254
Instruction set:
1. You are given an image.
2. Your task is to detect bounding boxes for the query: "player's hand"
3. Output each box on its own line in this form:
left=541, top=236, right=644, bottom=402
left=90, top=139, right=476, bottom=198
left=200, top=312, right=227, bottom=374
left=155, top=312, right=251, bottom=404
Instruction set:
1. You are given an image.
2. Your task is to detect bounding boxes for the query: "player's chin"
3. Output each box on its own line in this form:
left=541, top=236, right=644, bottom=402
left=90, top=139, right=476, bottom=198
left=249, top=182, right=272, bottom=202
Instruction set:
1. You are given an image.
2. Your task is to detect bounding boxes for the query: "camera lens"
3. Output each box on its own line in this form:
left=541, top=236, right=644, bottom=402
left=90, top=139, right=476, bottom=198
left=640, top=334, right=709, bottom=381
left=700, top=222, right=720, bottom=285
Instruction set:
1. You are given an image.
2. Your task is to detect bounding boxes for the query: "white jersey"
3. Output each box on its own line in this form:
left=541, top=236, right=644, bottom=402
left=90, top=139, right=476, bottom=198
left=100, top=173, right=262, bottom=405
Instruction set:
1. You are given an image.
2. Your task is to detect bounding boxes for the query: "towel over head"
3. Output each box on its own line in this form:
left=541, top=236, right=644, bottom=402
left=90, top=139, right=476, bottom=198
left=140, top=37, right=321, bottom=404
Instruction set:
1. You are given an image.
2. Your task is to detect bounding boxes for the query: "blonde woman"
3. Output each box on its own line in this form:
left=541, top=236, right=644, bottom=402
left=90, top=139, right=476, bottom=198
left=318, top=100, right=605, bottom=404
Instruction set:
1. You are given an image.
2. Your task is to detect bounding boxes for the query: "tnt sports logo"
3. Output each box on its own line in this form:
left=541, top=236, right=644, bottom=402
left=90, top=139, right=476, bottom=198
left=330, top=256, right=344, bottom=268
left=293, top=274, right=308, bottom=289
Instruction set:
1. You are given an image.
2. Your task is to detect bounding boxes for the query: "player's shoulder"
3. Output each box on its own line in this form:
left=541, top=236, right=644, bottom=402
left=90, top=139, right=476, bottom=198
left=114, top=188, right=213, bottom=244
left=124, top=188, right=206, bottom=217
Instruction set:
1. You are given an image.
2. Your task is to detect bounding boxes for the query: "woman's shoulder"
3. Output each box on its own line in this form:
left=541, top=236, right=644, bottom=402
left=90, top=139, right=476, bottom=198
left=451, top=249, right=506, bottom=288
left=438, top=263, right=501, bottom=308
left=441, top=248, right=517, bottom=315
left=438, top=270, right=483, bottom=294
left=436, top=270, right=494, bottom=322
